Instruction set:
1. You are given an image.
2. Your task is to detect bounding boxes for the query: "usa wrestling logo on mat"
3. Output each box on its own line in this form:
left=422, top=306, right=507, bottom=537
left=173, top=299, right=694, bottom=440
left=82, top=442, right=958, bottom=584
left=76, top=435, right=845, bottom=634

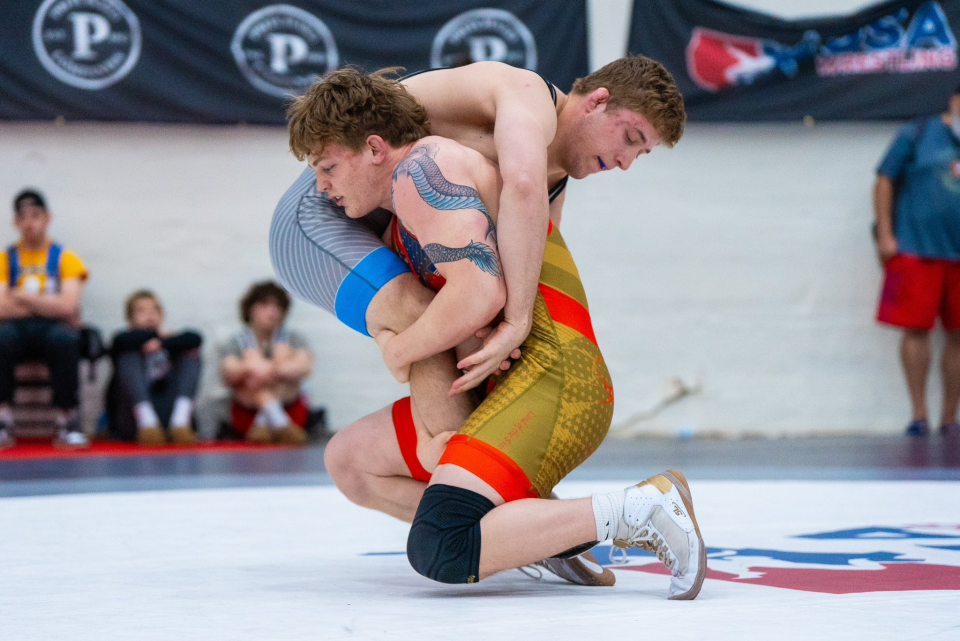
left=598, top=524, right=960, bottom=593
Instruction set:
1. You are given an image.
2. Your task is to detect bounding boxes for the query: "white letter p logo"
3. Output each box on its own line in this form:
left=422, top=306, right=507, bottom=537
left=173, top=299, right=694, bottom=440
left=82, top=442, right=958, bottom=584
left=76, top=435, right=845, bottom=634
left=68, top=12, right=111, bottom=60
left=268, top=33, right=309, bottom=73
left=468, top=36, right=508, bottom=62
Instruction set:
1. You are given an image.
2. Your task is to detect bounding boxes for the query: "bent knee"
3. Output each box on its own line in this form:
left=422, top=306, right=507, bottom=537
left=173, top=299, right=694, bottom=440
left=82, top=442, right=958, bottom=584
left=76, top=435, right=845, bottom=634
left=323, top=430, right=373, bottom=505
left=406, top=484, right=495, bottom=584
left=324, top=431, right=357, bottom=484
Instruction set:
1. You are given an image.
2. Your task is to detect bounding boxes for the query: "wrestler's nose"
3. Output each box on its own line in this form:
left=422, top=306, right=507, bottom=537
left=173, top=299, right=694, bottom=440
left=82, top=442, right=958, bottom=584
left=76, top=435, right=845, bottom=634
left=618, top=154, right=635, bottom=171
left=315, top=171, right=331, bottom=192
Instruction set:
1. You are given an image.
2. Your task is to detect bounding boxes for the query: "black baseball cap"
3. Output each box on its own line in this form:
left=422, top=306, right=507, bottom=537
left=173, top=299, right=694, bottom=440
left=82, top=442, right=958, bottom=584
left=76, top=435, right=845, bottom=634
left=13, top=189, right=46, bottom=213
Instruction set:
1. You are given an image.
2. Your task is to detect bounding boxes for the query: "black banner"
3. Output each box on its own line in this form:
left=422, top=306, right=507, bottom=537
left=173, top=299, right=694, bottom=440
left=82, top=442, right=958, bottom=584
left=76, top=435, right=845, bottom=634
left=0, top=1, right=588, bottom=124
left=628, top=0, right=960, bottom=121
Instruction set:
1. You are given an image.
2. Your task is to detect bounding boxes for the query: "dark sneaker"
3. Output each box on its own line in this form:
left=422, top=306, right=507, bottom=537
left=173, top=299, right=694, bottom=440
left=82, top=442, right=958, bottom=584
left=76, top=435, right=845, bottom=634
left=940, top=422, right=960, bottom=437
left=906, top=419, right=930, bottom=437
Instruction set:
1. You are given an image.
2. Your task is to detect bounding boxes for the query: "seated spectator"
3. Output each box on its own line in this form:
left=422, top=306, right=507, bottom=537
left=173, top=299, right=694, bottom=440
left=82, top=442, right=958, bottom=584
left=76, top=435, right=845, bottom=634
left=0, top=190, right=88, bottom=449
left=219, top=281, right=312, bottom=445
left=107, top=290, right=202, bottom=446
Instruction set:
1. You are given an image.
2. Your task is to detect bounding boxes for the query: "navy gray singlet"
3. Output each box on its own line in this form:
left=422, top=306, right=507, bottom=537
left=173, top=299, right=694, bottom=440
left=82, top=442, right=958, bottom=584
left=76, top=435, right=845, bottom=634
left=269, top=70, right=567, bottom=336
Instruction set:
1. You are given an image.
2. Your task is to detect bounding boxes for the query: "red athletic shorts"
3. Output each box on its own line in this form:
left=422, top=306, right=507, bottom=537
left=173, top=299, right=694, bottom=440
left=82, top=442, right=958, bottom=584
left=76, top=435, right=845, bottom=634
left=230, top=396, right=308, bottom=435
left=877, top=254, right=960, bottom=330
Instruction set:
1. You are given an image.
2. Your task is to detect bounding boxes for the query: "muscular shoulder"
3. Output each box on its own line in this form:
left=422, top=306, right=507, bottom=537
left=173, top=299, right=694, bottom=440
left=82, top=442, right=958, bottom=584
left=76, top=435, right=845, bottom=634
left=395, top=137, right=486, bottom=189
left=422, top=135, right=488, bottom=167
left=391, top=137, right=499, bottom=235
left=447, top=62, right=546, bottom=89
left=403, top=63, right=554, bottom=124
left=404, top=62, right=535, bottom=93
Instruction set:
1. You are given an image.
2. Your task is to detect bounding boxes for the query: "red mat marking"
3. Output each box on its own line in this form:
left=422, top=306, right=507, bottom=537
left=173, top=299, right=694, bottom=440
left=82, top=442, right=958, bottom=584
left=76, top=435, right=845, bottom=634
left=619, top=562, right=960, bottom=594
left=0, top=438, right=293, bottom=460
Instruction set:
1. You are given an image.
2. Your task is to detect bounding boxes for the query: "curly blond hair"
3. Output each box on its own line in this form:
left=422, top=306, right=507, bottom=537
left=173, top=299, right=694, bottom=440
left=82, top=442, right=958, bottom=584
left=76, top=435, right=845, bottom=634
left=288, top=67, right=429, bottom=160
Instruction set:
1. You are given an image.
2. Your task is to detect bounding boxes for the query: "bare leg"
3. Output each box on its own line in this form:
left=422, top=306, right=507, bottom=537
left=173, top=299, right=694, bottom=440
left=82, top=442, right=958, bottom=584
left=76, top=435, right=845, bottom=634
left=326, top=275, right=475, bottom=522
left=428, top=465, right=596, bottom=579
left=325, top=405, right=427, bottom=522
left=941, top=330, right=960, bottom=426
left=902, top=329, right=931, bottom=421
left=366, top=273, right=473, bottom=437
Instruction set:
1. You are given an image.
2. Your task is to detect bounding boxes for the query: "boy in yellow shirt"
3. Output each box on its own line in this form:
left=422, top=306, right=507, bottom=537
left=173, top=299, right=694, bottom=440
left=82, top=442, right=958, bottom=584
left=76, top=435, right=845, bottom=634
left=0, top=190, right=88, bottom=448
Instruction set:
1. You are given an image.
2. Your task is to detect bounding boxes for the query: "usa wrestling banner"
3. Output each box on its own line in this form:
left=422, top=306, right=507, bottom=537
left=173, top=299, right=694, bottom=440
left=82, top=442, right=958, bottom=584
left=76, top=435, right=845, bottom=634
left=0, top=0, right=588, bottom=124
left=627, top=0, right=960, bottom=121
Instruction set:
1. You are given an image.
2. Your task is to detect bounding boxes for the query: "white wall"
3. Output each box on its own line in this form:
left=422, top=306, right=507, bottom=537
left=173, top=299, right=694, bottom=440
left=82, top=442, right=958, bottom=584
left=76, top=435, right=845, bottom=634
left=0, top=0, right=919, bottom=436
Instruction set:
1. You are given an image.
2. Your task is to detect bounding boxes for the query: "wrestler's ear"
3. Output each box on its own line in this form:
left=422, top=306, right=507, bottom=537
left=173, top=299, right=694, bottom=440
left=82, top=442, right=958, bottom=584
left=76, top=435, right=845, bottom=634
left=585, top=87, right=610, bottom=113
left=366, top=135, right=389, bottom=163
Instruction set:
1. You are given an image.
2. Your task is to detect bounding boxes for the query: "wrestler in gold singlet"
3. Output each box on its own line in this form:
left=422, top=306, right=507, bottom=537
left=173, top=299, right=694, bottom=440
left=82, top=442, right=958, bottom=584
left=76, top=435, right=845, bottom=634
left=391, top=216, right=614, bottom=501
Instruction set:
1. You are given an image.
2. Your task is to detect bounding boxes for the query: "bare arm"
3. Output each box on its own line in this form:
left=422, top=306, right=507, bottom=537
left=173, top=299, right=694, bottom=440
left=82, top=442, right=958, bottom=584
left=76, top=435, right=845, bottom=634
left=273, top=344, right=313, bottom=382
left=491, top=80, right=557, bottom=336
left=14, top=278, right=83, bottom=320
left=450, top=184, right=566, bottom=394
left=220, top=355, right=248, bottom=388
left=404, top=64, right=557, bottom=340
left=873, top=175, right=898, bottom=264
left=379, top=144, right=506, bottom=382
left=381, top=268, right=504, bottom=379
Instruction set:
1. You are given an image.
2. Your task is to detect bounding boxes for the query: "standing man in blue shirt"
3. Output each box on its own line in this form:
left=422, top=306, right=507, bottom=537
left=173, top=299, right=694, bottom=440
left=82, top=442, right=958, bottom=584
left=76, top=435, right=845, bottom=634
left=875, top=85, right=960, bottom=438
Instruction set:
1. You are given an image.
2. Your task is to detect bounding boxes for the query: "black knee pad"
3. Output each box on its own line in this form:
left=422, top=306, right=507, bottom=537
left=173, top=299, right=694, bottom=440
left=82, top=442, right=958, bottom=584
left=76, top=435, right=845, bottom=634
left=407, top=484, right=495, bottom=584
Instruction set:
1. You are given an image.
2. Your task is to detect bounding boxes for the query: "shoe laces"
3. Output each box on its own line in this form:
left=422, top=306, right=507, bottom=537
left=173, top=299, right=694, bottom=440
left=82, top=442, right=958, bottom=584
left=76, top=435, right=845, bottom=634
left=610, top=525, right=677, bottom=573
left=516, top=564, right=544, bottom=580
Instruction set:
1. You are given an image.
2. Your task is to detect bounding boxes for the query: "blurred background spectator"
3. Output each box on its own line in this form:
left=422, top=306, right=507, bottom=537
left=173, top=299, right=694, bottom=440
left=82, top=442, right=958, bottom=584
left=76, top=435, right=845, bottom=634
left=874, top=85, right=960, bottom=438
left=218, top=281, right=313, bottom=446
left=106, top=289, right=202, bottom=446
left=0, top=190, right=89, bottom=448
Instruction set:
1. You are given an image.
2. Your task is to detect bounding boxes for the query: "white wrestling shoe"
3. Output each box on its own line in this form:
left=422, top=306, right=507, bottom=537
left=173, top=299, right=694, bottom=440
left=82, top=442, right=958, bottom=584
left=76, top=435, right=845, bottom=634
left=611, top=469, right=705, bottom=600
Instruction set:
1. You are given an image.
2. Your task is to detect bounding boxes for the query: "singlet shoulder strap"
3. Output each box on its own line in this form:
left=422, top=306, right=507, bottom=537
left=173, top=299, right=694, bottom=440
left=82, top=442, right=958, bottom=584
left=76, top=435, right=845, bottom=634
left=6, top=246, right=18, bottom=288
left=46, top=243, right=63, bottom=280
left=548, top=176, right=568, bottom=203
left=533, top=71, right=558, bottom=105
left=399, top=68, right=436, bottom=81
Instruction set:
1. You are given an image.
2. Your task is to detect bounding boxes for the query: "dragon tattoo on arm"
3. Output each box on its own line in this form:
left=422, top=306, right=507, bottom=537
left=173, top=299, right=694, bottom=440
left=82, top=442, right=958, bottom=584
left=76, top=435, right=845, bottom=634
left=393, top=143, right=501, bottom=278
